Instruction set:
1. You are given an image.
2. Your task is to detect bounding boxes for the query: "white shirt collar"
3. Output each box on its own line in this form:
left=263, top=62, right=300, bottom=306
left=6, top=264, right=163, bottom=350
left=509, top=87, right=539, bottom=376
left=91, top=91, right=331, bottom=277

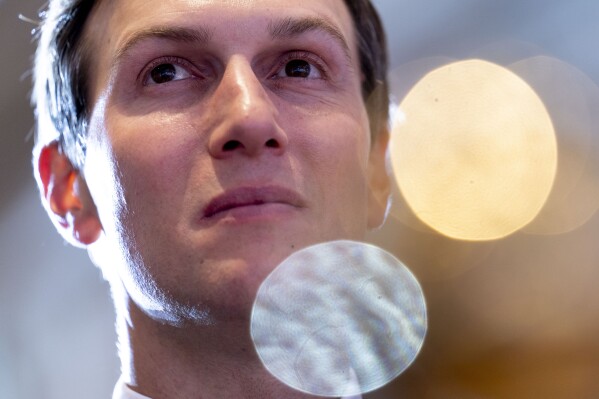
left=113, top=377, right=363, bottom=399
left=112, top=377, right=151, bottom=399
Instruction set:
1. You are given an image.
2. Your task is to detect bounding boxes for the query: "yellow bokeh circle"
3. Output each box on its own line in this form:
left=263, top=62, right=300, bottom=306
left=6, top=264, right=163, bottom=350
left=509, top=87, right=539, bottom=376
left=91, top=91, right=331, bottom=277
left=391, top=59, right=557, bottom=241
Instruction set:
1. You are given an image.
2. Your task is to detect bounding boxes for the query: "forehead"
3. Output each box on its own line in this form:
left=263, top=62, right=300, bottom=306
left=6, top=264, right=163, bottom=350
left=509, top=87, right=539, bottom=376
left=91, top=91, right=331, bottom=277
left=84, top=0, right=357, bottom=67
left=104, top=0, right=353, bottom=26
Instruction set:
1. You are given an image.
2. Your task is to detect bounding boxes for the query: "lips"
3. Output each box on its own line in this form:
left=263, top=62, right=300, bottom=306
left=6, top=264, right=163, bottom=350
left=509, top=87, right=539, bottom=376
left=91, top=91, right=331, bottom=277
left=202, top=186, right=305, bottom=219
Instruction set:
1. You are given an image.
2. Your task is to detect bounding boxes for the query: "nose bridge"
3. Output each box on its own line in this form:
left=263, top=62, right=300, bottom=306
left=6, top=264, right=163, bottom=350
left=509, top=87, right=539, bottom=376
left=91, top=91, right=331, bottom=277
left=220, top=54, right=267, bottom=115
left=207, top=54, right=287, bottom=159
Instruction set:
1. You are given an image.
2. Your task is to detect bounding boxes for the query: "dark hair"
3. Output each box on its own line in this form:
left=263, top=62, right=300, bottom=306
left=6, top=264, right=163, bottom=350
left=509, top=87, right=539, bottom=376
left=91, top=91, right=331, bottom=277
left=343, top=0, right=389, bottom=142
left=32, top=0, right=389, bottom=168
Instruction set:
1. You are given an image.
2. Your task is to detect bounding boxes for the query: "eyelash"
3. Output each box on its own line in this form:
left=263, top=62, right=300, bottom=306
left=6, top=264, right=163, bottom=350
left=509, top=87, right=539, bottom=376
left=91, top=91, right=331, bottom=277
left=138, top=50, right=328, bottom=87
left=272, top=50, right=329, bottom=80
left=139, top=56, right=198, bottom=85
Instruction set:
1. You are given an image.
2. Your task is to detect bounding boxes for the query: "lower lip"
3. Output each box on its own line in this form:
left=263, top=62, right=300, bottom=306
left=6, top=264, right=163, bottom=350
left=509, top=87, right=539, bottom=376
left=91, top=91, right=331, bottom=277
left=203, top=203, right=298, bottom=223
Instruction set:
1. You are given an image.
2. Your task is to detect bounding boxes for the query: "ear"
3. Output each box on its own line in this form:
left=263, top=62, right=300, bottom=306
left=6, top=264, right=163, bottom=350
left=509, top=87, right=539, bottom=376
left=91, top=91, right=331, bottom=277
left=367, top=129, right=391, bottom=230
left=36, top=141, right=103, bottom=248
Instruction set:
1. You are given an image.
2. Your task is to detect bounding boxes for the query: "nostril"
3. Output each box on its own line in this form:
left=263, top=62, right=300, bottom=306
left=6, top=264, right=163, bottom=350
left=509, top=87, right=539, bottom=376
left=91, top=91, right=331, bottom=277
left=217, top=137, right=283, bottom=155
left=265, top=139, right=279, bottom=148
left=223, top=140, right=242, bottom=151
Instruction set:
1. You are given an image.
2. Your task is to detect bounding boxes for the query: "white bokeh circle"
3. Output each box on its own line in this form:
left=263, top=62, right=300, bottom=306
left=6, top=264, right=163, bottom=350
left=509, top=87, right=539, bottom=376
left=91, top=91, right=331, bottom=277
left=251, top=240, right=427, bottom=397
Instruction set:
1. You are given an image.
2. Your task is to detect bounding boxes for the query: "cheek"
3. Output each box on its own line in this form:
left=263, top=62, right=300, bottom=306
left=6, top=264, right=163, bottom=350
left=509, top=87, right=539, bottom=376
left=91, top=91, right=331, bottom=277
left=121, top=113, right=197, bottom=184
left=286, top=94, right=370, bottom=166
left=87, top=110, right=201, bottom=235
left=299, top=103, right=370, bottom=175
left=290, top=107, right=371, bottom=226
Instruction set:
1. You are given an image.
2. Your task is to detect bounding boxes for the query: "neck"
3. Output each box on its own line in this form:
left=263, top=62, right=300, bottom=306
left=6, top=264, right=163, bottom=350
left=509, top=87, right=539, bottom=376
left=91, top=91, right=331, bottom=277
left=116, top=296, right=323, bottom=399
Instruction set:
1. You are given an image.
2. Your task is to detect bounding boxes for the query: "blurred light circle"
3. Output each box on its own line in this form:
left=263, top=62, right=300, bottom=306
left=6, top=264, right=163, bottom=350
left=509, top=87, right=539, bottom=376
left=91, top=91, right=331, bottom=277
left=509, top=56, right=599, bottom=235
left=388, top=56, right=457, bottom=105
left=469, top=39, right=546, bottom=65
left=391, top=59, right=557, bottom=241
left=251, top=240, right=427, bottom=397
left=384, top=57, right=457, bottom=232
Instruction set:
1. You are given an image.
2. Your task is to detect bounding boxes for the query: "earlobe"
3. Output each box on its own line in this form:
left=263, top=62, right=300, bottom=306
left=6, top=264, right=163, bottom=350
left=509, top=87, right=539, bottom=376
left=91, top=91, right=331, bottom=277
left=367, top=130, right=391, bottom=230
left=36, top=141, right=103, bottom=247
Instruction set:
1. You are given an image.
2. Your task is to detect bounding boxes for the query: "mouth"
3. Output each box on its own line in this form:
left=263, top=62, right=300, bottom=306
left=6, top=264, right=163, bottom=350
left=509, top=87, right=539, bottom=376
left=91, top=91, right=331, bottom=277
left=202, top=186, right=305, bottom=220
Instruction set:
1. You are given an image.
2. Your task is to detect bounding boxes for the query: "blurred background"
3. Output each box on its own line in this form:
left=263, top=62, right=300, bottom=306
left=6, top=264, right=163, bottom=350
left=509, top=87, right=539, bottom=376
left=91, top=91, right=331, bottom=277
left=1, top=0, right=598, bottom=398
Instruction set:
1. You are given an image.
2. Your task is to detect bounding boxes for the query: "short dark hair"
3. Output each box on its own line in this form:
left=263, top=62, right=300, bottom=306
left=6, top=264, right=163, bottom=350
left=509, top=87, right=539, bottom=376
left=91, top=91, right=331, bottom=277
left=343, top=0, right=389, bottom=142
left=32, top=0, right=389, bottom=168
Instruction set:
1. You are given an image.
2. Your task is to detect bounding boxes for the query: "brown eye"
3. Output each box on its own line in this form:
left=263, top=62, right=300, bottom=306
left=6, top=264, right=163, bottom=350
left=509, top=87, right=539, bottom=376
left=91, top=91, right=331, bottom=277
left=147, top=62, right=192, bottom=85
left=285, top=59, right=311, bottom=78
left=151, top=64, right=176, bottom=83
left=273, top=53, right=325, bottom=81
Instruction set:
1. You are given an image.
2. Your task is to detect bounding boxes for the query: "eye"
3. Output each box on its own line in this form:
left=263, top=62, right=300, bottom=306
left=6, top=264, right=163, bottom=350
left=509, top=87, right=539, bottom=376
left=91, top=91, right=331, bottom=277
left=146, top=62, right=193, bottom=85
left=276, top=58, right=323, bottom=79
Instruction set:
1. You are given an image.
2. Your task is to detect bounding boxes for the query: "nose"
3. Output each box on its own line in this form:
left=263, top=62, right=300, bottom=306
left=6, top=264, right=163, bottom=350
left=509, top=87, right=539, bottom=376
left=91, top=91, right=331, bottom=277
left=207, top=55, right=288, bottom=159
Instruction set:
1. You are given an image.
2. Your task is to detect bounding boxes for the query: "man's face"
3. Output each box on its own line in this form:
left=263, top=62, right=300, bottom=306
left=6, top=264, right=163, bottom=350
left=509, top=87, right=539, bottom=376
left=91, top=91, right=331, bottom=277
left=82, top=0, right=386, bottom=322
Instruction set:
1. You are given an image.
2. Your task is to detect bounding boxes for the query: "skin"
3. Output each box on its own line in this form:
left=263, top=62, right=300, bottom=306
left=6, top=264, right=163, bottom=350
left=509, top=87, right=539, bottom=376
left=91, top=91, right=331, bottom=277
left=38, top=0, right=390, bottom=397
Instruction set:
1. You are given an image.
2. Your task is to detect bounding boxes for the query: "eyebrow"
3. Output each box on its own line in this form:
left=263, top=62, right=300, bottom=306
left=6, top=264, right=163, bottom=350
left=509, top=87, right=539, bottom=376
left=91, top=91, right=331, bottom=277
left=113, top=26, right=213, bottom=65
left=268, top=16, right=351, bottom=59
left=112, top=16, right=351, bottom=66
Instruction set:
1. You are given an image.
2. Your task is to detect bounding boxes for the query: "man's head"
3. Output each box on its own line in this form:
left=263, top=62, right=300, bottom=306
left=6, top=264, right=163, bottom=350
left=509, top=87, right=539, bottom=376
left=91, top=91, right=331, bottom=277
left=33, top=0, right=388, bottom=166
left=33, top=0, right=390, bottom=324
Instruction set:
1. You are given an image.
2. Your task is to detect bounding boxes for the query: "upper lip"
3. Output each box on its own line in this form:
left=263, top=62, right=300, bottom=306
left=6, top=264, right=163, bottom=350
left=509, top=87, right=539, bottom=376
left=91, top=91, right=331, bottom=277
left=202, top=185, right=305, bottom=219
